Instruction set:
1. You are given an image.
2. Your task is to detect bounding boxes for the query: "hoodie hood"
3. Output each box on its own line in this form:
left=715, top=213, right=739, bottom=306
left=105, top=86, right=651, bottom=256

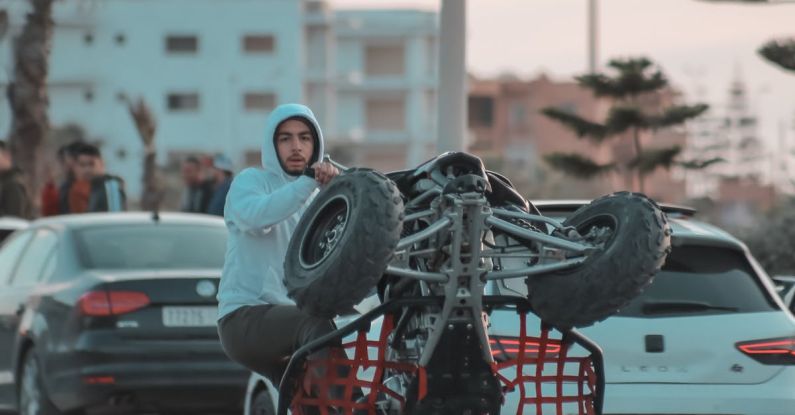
left=262, top=104, right=325, bottom=179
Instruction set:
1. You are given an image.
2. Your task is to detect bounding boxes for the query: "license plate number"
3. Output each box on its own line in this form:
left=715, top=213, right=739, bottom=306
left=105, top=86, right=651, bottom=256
left=162, top=306, right=217, bottom=327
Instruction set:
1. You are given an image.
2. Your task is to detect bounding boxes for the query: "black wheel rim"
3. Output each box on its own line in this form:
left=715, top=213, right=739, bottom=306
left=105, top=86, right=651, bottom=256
left=300, top=195, right=351, bottom=269
left=574, top=213, right=618, bottom=250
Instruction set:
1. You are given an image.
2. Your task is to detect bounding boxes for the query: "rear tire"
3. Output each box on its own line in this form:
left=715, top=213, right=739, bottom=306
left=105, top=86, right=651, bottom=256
left=526, top=192, right=671, bottom=329
left=249, top=387, right=275, bottom=415
left=285, top=169, right=403, bottom=318
left=18, top=351, right=61, bottom=415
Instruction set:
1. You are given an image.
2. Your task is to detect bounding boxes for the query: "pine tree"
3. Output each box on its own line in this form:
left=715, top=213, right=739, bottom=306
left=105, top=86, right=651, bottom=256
left=541, top=57, right=715, bottom=193
left=759, top=38, right=795, bottom=73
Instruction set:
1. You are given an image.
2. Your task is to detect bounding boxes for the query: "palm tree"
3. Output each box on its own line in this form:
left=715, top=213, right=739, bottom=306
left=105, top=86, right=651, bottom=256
left=7, top=0, right=55, bottom=204
left=122, top=95, right=162, bottom=211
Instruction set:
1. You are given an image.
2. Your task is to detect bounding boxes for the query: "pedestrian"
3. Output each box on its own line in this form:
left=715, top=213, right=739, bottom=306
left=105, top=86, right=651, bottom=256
left=206, top=153, right=234, bottom=216
left=216, top=103, right=341, bottom=388
left=58, top=141, right=83, bottom=214
left=71, top=143, right=126, bottom=213
left=41, top=142, right=79, bottom=216
left=180, top=156, right=214, bottom=213
left=0, top=141, right=32, bottom=219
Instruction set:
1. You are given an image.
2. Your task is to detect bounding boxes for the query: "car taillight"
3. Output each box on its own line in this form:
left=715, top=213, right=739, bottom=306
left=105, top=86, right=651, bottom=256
left=79, top=291, right=150, bottom=316
left=736, top=337, right=795, bottom=365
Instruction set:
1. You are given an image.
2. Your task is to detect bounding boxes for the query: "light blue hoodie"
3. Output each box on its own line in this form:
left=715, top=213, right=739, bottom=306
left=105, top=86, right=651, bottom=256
left=217, top=104, right=324, bottom=320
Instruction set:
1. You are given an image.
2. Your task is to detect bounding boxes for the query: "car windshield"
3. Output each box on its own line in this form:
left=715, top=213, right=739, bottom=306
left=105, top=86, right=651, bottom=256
left=0, top=229, right=18, bottom=243
left=76, top=224, right=227, bottom=270
left=617, top=244, right=778, bottom=317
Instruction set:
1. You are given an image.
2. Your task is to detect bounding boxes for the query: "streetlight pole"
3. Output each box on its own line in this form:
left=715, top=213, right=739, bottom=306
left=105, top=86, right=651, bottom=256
left=436, top=0, right=467, bottom=154
left=588, top=0, right=598, bottom=73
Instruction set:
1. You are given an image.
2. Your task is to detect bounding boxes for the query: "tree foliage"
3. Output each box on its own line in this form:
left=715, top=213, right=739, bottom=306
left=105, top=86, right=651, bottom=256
left=576, top=58, right=667, bottom=98
left=629, top=146, right=681, bottom=174
left=737, top=204, right=795, bottom=275
left=543, top=153, right=614, bottom=179
left=759, top=38, right=795, bottom=73
left=541, top=108, right=609, bottom=142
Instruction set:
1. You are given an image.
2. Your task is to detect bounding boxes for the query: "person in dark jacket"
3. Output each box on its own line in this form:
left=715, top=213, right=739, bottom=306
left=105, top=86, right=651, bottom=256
left=206, top=153, right=234, bottom=216
left=73, top=143, right=126, bottom=213
left=0, top=141, right=32, bottom=219
left=57, top=141, right=83, bottom=214
left=180, top=156, right=214, bottom=213
left=41, top=142, right=81, bottom=216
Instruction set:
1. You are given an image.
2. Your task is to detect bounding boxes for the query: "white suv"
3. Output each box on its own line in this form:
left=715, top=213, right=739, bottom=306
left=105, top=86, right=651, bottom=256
left=491, top=201, right=795, bottom=415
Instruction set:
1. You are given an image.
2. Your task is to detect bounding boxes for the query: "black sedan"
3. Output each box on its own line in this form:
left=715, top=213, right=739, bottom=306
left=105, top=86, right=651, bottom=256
left=0, top=212, right=247, bottom=414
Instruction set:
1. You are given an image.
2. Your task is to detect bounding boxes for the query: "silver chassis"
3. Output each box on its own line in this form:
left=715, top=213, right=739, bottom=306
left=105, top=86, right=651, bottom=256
left=385, top=191, right=592, bottom=367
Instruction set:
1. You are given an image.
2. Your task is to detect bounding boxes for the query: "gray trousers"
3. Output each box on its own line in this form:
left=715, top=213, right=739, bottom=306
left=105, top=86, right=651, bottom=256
left=218, top=304, right=336, bottom=385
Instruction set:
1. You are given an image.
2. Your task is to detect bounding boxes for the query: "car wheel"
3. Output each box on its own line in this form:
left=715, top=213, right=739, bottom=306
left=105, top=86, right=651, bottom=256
left=18, top=352, right=61, bottom=415
left=249, top=387, right=275, bottom=415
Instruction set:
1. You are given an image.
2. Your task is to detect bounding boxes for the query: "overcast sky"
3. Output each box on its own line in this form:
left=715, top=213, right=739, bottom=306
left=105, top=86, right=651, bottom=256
left=331, top=0, right=795, bottom=152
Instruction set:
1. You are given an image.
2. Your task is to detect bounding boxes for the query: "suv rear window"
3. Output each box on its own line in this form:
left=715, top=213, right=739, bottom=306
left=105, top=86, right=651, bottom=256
left=617, top=244, right=778, bottom=317
left=76, top=225, right=227, bottom=269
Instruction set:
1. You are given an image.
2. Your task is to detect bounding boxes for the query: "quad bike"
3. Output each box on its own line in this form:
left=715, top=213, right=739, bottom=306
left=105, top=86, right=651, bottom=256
left=278, top=152, right=671, bottom=415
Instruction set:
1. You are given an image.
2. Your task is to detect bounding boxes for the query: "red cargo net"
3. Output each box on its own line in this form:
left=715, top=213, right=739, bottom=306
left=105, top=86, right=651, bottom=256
left=290, top=315, right=425, bottom=415
left=291, top=312, right=598, bottom=415
left=490, top=312, right=598, bottom=415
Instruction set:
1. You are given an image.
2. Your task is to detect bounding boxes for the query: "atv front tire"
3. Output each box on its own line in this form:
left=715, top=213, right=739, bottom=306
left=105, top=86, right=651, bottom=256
left=284, top=169, right=403, bottom=318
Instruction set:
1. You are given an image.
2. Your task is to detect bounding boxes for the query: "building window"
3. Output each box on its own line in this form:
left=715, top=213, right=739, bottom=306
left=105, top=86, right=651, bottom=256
left=366, top=97, right=405, bottom=132
left=468, top=96, right=494, bottom=128
left=243, top=92, right=276, bottom=112
left=167, top=93, right=199, bottom=111
left=166, top=35, right=198, bottom=53
left=365, top=44, right=405, bottom=77
left=243, top=34, right=275, bottom=53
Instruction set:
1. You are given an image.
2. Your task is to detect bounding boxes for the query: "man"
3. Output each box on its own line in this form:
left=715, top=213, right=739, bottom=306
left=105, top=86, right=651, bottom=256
left=217, top=103, right=340, bottom=386
left=71, top=143, right=126, bottom=213
left=0, top=141, right=32, bottom=219
left=180, top=156, right=214, bottom=213
left=206, top=153, right=234, bottom=216
left=41, top=141, right=81, bottom=216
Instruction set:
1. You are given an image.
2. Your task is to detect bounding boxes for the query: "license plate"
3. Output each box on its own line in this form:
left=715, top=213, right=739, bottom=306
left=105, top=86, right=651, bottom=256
left=162, top=306, right=217, bottom=327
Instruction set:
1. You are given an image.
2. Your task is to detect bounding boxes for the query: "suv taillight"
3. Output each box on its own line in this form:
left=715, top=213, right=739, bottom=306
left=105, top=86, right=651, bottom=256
left=736, top=337, right=795, bottom=365
left=78, top=291, right=150, bottom=316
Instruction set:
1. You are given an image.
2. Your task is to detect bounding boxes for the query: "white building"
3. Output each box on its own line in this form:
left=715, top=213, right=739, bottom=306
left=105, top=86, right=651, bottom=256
left=0, top=0, right=438, bottom=201
left=329, top=9, right=438, bottom=171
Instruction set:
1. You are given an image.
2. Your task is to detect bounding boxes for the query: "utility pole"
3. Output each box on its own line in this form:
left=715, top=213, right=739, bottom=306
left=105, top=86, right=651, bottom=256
left=588, top=0, right=598, bottom=73
left=436, top=0, right=467, bottom=153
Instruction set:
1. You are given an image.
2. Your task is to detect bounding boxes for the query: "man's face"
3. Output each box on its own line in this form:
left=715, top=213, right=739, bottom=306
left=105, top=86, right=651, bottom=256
left=75, top=154, right=102, bottom=181
left=181, top=161, right=201, bottom=185
left=0, top=150, right=11, bottom=171
left=276, top=119, right=315, bottom=175
left=59, top=154, right=76, bottom=177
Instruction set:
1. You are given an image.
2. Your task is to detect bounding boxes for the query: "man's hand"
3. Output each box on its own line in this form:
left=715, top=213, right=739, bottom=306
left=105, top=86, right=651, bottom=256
left=312, top=161, right=340, bottom=186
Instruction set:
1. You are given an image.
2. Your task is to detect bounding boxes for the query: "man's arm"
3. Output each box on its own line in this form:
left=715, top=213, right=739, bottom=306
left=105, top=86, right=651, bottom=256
left=225, top=171, right=317, bottom=232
